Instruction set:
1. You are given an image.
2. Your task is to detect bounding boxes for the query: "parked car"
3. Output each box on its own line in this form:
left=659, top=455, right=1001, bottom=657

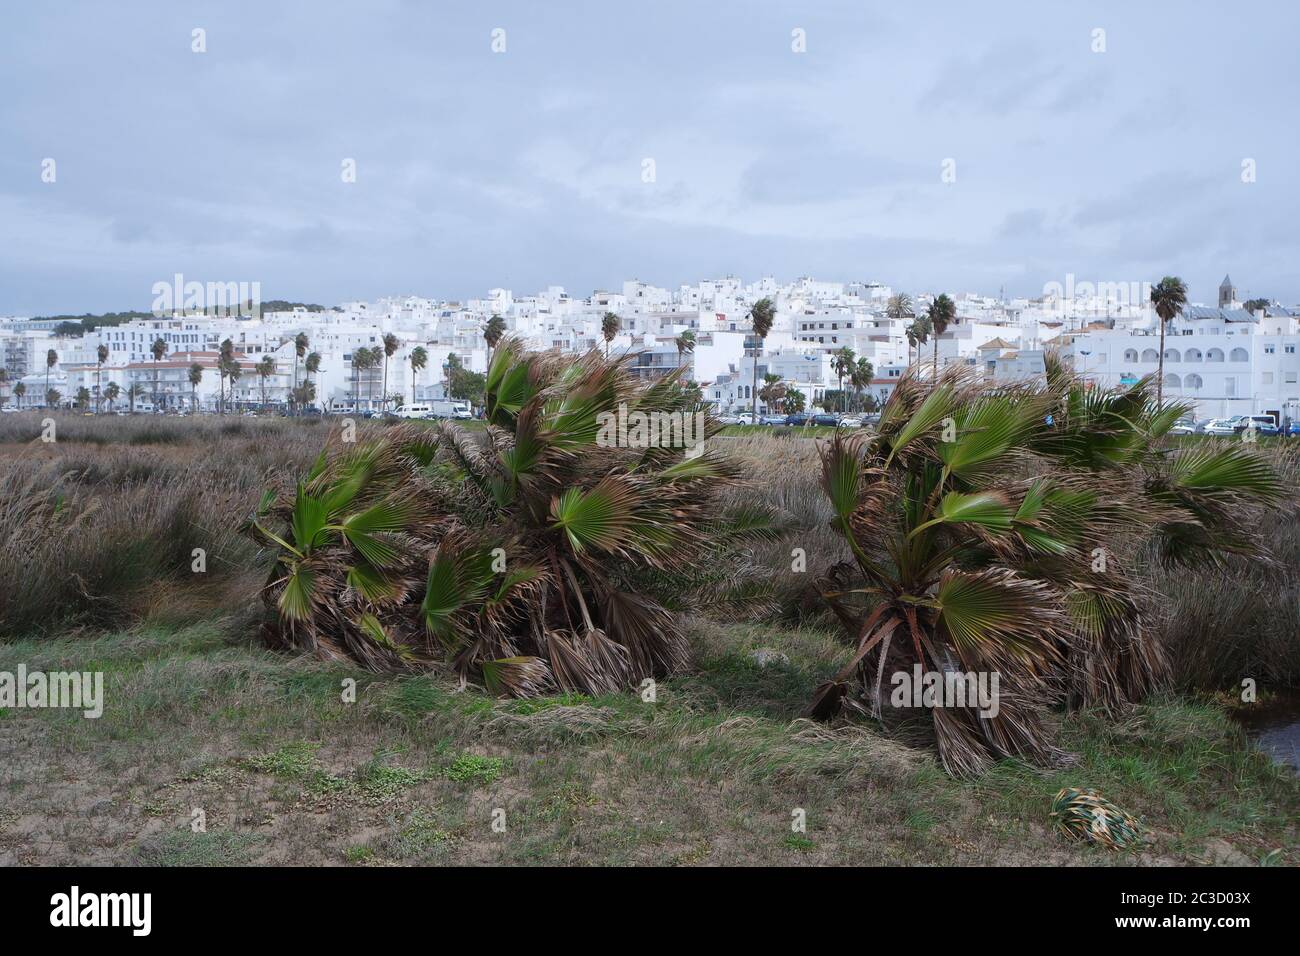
left=1199, top=419, right=1236, bottom=436
left=1287, top=422, right=1300, bottom=437
left=395, top=403, right=435, bottom=419
left=811, top=413, right=840, bottom=427
left=838, top=416, right=864, bottom=428
left=783, top=413, right=814, bottom=426
left=1168, top=419, right=1197, bottom=435
left=759, top=414, right=787, bottom=425
left=1233, top=415, right=1279, bottom=436
left=716, top=414, right=745, bottom=426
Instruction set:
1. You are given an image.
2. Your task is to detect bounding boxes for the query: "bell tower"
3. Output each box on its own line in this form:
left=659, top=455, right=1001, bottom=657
left=1218, top=274, right=1236, bottom=308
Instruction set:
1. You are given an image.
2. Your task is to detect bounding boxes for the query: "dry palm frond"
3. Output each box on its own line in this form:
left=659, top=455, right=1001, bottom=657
left=1050, top=787, right=1145, bottom=849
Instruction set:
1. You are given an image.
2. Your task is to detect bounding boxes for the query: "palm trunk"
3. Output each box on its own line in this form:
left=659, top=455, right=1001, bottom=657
left=382, top=358, right=389, bottom=412
left=1156, top=319, right=1166, bottom=407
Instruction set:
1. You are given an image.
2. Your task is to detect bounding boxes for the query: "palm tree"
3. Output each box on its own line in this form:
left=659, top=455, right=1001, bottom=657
left=293, top=332, right=310, bottom=411
left=482, top=315, right=506, bottom=369
left=151, top=337, right=168, bottom=409
left=75, top=386, right=91, bottom=410
left=781, top=387, right=806, bottom=415
left=0, top=368, right=8, bottom=409
left=885, top=293, right=914, bottom=319
left=246, top=338, right=775, bottom=687
left=809, top=358, right=1285, bottom=776
left=127, top=383, right=143, bottom=414
left=905, top=314, right=931, bottom=368
left=188, top=363, right=203, bottom=412
left=927, top=294, right=955, bottom=372
left=304, top=351, right=321, bottom=412
left=46, top=388, right=62, bottom=408
left=45, top=348, right=57, bottom=407
left=12, top=382, right=25, bottom=409
left=256, top=355, right=276, bottom=410
left=850, top=357, right=874, bottom=412
left=104, top=381, right=120, bottom=413
left=95, top=344, right=108, bottom=412
left=831, top=347, right=856, bottom=414
left=1149, top=276, right=1188, bottom=407
left=674, top=329, right=696, bottom=377
left=757, top=372, right=786, bottom=418
left=382, top=333, right=401, bottom=412
left=601, top=312, right=621, bottom=357
left=219, top=339, right=234, bottom=413
left=224, top=358, right=242, bottom=411
left=747, top=297, right=776, bottom=424
left=409, top=346, right=427, bottom=409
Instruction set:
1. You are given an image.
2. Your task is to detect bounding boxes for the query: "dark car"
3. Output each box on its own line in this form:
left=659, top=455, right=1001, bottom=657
left=811, top=413, right=840, bottom=427
left=1288, top=422, right=1300, bottom=438
left=783, top=413, right=814, bottom=426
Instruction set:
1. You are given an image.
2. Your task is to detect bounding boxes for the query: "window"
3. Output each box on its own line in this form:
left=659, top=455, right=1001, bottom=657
left=1230, top=348, right=1249, bottom=362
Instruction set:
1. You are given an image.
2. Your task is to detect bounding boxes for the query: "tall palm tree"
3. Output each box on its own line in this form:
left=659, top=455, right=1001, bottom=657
left=409, top=346, right=427, bottom=408
left=1149, top=276, right=1188, bottom=407
left=294, top=332, right=310, bottom=410
left=188, top=363, right=203, bottom=412
left=95, top=343, right=108, bottom=412
left=305, top=351, right=321, bottom=412
left=151, top=336, right=168, bottom=409
left=757, top=372, right=786, bottom=418
left=482, top=315, right=506, bottom=369
left=12, top=382, right=25, bottom=409
left=928, top=294, right=955, bottom=373
left=674, top=329, right=696, bottom=377
left=46, top=388, right=62, bottom=408
left=748, top=297, right=776, bottom=424
left=850, top=357, right=874, bottom=412
left=127, top=383, right=143, bottom=414
left=219, top=338, right=234, bottom=413
left=601, top=312, right=621, bottom=357
left=103, top=381, right=120, bottom=413
left=810, top=358, right=1285, bottom=776
left=885, top=293, right=914, bottom=319
left=905, top=314, right=931, bottom=368
left=382, top=333, right=401, bottom=411
left=831, top=347, right=856, bottom=413
left=224, top=358, right=242, bottom=411
left=256, top=356, right=276, bottom=410
left=45, top=348, right=57, bottom=407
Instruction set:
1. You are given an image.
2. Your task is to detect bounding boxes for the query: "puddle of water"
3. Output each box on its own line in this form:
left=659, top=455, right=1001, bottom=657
left=1229, top=693, right=1300, bottom=772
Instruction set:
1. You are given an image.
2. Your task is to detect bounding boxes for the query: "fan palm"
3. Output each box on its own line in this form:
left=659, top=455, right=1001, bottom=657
left=248, top=341, right=775, bottom=694
left=103, top=381, right=120, bottom=413
left=45, top=348, right=57, bottom=406
left=810, top=355, right=1286, bottom=776
left=674, top=329, right=696, bottom=376
left=1149, top=276, right=1187, bottom=407
left=831, top=347, right=855, bottom=413
left=188, top=363, right=203, bottom=412
left=151, top=337, right=168, bottom=408
left=12, top=382, right=25, bottom=408
left=886, top=293, right=913, bottom=319
left=256, top=356, right=276, bottom=409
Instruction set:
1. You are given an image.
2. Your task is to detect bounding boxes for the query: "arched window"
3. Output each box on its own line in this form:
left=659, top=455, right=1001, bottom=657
left=1123, top=349, right=1139, bottom=362
left=1206, top=348, right=1225, bottom=362
left=1164, top=373, right=1181, bottom=389
left=1184, top=348, right=1202, bottom=362
left=1163, top=348, right=1180, bottom=363
left=1141, top=348, right=1159, bottom=362
left=1184, top=373, right=1203, bottom=389
left=1230, top=347, right=1249, bottom=362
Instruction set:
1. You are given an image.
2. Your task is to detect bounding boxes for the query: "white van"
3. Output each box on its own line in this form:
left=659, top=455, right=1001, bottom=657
left=431, top=400, right=472, bottom=419
left=395, top=403, right=434, bottom=419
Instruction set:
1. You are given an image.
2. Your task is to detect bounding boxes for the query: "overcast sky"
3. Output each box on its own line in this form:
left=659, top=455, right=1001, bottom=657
left=2, top=0, right=1297, bottom=315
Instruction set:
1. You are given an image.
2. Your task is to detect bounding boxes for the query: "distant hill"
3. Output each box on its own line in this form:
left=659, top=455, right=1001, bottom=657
left=38, top=301, right=330, bottom=335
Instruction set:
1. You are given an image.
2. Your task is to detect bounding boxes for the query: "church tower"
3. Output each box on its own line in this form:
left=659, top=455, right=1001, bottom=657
left=1218, top=274, right=1236, bottom=308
